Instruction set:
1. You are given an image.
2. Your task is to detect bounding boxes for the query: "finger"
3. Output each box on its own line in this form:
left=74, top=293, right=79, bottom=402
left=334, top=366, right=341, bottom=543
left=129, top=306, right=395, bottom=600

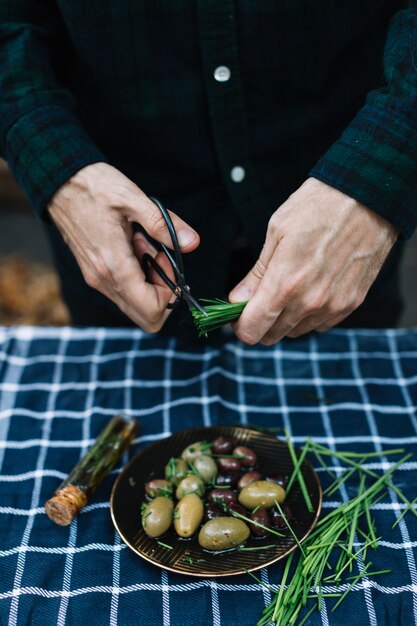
left=258, top=316, right=298, bottom=345
left=228, top=227, right=281, bottom=303
left=231, top=245, right=290, bottom=344
left=125, top=193, right=200, bottom=253
left=109, top=284, right=172, bottom=332
left=285, top=312, right=332, bottom=339
left=315, top=312, right=351, bottom=333
left=286, top=307, right=353, bottom=338
left=94, top=234, right=175, bottom=332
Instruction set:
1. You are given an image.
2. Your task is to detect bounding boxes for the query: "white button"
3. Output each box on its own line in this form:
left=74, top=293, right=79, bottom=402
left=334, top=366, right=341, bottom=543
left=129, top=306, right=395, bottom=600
left=230, top=166, right=246, bottom=183
left=214, top=66, right=231, bottom=82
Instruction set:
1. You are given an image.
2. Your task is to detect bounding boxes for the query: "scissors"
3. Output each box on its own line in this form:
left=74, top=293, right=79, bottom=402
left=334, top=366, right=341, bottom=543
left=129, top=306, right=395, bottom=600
left=140, top=196, right=207, bottom=316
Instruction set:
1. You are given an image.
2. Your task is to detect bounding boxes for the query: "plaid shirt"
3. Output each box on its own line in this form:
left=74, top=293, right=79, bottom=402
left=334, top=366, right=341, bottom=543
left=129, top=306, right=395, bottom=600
left=0, top=1, right=416, bottom=294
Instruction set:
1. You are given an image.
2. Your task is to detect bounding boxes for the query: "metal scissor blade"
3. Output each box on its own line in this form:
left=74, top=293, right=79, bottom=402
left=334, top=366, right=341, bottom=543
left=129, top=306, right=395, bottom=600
left=181, top=287, right=208, bottom=316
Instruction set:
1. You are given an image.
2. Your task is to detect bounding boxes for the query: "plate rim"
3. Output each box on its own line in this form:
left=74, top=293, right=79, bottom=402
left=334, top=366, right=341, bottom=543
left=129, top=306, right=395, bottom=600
left=110, top=426, right=322, bottom=577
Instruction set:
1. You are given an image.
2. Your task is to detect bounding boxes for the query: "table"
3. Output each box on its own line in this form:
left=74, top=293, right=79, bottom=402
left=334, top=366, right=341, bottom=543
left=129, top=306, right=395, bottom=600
left=0, top=326, right=416, bottom=626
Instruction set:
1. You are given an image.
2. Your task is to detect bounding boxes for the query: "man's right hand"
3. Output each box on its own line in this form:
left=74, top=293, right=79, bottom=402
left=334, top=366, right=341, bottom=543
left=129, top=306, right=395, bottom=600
left=47, top=162, right=200, bottom=332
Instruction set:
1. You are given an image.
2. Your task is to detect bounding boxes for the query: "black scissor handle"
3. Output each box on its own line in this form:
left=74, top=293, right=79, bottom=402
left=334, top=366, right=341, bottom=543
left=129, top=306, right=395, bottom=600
left=140, top=197, right=207, bottom=315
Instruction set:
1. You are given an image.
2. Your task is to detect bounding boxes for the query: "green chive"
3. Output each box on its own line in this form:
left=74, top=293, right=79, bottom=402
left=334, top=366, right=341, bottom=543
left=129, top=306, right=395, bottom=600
left=285, top=428, right=314, bottom=512
left=191, top=299, right=247, bottom=336
left=238, top=544, right=276, bottom=551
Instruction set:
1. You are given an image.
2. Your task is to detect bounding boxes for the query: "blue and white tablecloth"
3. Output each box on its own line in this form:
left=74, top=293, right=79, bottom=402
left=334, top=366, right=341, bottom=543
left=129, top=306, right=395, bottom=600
left=0, top=326, right=416, bottom=626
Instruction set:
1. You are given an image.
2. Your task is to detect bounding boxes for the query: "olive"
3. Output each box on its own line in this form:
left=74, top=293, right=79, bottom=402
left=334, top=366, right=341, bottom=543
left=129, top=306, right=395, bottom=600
left=238, top=471, right=262, bottom=491
left=203, top=503, right=222, bottom=523
left=144, top=479, right=173, bottom=498
left=271, top=504, right=294, bottom=529
left=215, top=472, right=240, bottom=488
left=173, top=493, right=204, bottom=538
left=193, top=454, right=217, bottom=483
left=265, top=473, right=288, bottom=490
left=175, top=474, right=205, bottom=499
left=233, top=446, right=257, bottom=468
left=211, top=436, right=237, bottom=455
left=208, top=489, right=238, bottom=506
left=198, top=517, right=250, bottom=551
left=165, top=457, right=189, bottom=486
left=181, top=441, right=211, bottom=462
left=228, top=502, right=249, bottom=518
left=217, top=457, right=241, bottom=473
left=249, top=508, right=271, bottom=537
left=239, top=481, right=286, bottom=510
left=142, top=496, right=173, bottom=538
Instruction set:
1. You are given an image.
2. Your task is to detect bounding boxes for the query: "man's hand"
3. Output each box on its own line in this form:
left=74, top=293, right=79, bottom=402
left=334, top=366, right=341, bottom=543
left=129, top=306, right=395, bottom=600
left=48, top=162, right=199, bottom=332
left=229, top=178, right=398, bottom=345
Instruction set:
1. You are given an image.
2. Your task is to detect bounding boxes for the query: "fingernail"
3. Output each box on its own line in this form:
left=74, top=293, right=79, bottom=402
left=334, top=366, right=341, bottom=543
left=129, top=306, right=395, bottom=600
left=230, top=284, right=252, bottom=302
left=177, top=229, right=196, bottom=247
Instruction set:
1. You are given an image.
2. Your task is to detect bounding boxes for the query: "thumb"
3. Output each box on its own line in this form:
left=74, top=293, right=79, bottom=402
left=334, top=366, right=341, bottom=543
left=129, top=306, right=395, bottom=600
left=229, top=237, right=277, bottom=303
left=128, top=193, right=200, bottom=253
left=228, top=259, right=266, bottom=303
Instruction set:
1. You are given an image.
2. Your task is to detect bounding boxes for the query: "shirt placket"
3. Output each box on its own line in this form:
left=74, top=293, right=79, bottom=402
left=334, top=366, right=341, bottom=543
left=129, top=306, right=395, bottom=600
left=197, top=0, right=268, bottom=254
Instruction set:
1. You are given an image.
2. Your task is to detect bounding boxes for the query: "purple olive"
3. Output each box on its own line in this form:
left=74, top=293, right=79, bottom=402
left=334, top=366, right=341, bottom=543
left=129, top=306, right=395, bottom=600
left=211, top=436, right=238, bottom=455
left=203, top=503, right=222, bottom=523
left=208, top=489, right=238, bottom=506
left=217, top=457, right=242, bottom=473
left=144, top=479, right=173, bottom=497
left=233, top=446, right=257, bottom=468
left=215, top=472, right=240, bottom=488
left=228, top=502, right=249, bottom=518
left=265, top=473, right=288, bottom=490
left=271, top=504, right=294, bottom=529
left=238, top=471, right=262, bottom=491
left=249, top=508, right=271, bottom=537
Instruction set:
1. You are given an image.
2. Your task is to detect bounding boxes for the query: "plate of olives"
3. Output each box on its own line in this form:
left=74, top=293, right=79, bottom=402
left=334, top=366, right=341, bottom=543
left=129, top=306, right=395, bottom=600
left=110, top=425, right=322, bottom=577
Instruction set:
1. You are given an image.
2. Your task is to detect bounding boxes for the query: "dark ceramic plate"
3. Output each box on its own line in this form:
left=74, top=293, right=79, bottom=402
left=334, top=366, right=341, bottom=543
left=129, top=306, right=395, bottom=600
left=110, top=426, right=322, bottom=577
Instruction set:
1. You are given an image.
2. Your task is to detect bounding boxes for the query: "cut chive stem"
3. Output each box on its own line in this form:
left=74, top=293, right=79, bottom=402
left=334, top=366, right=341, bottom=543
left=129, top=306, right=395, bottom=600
left=191, top=299, right=247, bottom=336
left=274, top=501, right=306, bottom=558
left=251, top=437, right=411, bottom=626
left=392, top=495, right=417, bottom=529
left=286, top=439, right=311, bottom=495
left=285, top=429, right=314, bottom=513
left=238, top=544, right=276, bottom=551
left=232, top=511, right=285, bottom=538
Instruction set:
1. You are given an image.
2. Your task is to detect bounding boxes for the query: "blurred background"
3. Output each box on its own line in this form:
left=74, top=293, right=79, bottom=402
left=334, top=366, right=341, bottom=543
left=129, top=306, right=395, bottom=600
left=0, top=158, right=416, bottom=327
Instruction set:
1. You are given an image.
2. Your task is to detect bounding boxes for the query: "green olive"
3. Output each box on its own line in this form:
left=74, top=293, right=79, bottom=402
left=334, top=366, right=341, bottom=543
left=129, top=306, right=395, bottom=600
left=175, top=474, right=205, bottom=499
left=173, top=493, right=204, bottom=538
left=193, top=454, right=217, bottom=483
left=165, top=457, right=189, bottom=485
left=198, top=517, right=250, bottom=551
left=181, top=440, right=212, bottom=462
left=142, top=496, right=173, bottom=538
left=239, top=480, right=286, bottom=510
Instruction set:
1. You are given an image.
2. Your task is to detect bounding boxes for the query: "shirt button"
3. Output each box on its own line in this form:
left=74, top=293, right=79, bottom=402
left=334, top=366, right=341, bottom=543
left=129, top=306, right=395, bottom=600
left=214, top=65, right=231, bottom=82
left=230, top=166, right=246, bottom=183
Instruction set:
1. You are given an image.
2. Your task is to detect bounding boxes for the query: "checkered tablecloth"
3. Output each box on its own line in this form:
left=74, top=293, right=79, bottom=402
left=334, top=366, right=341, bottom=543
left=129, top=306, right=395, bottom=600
left=0, top=326, right=416, bottom=626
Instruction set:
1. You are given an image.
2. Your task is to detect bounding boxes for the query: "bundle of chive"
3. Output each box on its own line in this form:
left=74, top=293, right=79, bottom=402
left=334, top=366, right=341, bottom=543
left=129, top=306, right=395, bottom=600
left=246, top=430, right=416, bottom=626
left=191, top=299, right=247, bottom=337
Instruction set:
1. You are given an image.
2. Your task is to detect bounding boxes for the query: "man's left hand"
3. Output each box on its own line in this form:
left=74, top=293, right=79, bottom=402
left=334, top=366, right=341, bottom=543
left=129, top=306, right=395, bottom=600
left=229, top=178, right=398, bottom=345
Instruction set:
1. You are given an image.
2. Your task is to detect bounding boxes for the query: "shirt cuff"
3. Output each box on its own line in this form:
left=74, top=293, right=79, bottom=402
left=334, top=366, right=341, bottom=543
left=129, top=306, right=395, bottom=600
left=4, top=104, right=109, bottom=220
left=309, top=105, right=417, bottom=239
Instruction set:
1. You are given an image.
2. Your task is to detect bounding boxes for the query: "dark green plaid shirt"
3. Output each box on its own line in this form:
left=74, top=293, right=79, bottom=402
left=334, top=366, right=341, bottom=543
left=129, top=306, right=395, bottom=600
left=1, top=1, right=416, bottom=300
